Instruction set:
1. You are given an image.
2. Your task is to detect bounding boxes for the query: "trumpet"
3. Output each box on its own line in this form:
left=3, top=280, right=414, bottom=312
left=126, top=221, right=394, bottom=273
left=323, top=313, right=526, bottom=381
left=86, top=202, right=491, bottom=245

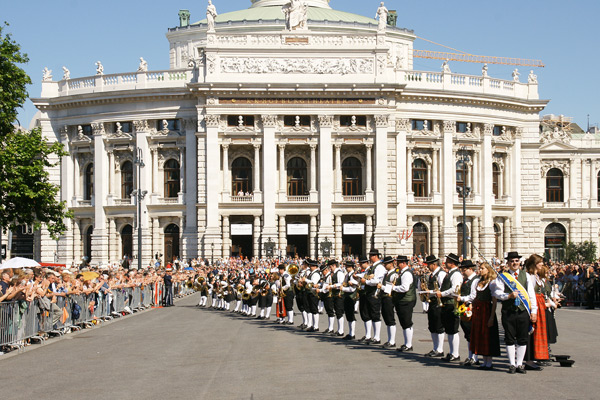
left=454, top=284, right=461, bottom=309
left=419, top=276, right=430, bottom=303
left=432, top=280, right=443, bottom=307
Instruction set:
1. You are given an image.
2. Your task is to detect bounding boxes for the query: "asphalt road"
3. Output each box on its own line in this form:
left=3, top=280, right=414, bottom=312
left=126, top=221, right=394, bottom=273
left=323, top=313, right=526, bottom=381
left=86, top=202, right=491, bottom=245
left=1, top=294, right=597, bottom=400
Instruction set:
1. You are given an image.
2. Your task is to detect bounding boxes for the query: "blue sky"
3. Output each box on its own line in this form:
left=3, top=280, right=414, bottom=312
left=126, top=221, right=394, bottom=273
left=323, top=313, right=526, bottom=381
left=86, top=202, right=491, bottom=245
left=3, top=0, right=599, bottom=130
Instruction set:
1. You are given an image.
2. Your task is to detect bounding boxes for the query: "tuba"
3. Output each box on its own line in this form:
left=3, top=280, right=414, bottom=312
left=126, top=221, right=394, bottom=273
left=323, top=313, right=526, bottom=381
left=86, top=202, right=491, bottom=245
left=287, top=264, right=299, bottom=276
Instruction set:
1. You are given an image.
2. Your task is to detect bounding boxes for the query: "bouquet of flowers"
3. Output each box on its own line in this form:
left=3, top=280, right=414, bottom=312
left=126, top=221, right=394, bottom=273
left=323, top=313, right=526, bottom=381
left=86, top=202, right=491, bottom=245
left=454, top=303, right=472, bottom=322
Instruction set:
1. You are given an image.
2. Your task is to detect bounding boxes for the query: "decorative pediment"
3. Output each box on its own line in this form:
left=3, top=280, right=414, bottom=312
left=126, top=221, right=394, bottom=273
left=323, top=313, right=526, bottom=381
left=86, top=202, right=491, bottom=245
left=541, top=160, right=570, bottom=177
left=540, top=128, right=572, bottom=145
left=539, top=141, right=578, bottom=151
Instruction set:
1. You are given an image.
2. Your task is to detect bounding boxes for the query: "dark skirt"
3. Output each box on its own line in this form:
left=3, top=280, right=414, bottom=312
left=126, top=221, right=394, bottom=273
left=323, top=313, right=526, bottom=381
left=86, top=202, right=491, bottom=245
left=545, top=308, right=558, bottom=344
left=470, top=298, right=501, bottom=357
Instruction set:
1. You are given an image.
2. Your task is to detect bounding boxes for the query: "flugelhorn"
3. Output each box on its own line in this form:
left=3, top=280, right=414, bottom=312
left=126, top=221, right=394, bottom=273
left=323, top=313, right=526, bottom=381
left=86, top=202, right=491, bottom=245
left=432, top=280, right=443, bottom=307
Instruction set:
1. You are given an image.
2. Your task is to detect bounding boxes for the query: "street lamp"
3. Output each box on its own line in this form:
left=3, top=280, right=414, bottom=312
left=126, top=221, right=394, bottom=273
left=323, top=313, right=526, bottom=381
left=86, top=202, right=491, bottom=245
left=133, top=147, right=147, bottom=270
left=456, top=147, right=471, bottom=259
left=211, top=242, right=214, bottom=265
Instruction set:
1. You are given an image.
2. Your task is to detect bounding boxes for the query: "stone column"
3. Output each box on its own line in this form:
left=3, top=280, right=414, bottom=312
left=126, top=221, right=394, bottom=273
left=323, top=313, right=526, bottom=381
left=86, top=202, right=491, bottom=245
left=151, top=148, right=158, bottom=194
left=91, top=123, right=109, bottom=263
left=279, top=215, right=287, bottom=256
left=366, top=215, right=374, bottom=252
left=406, top=146, right=413, bottom=192
left=318, top=115, right=335, bottom=241
left=442, top=120, right=457, bottom=254
left=335, top=215, right=342, bottom=258
left=109, top=218, right=117, bottom=262
left=335, top=143, right=342, bottom=199
left=396, top=119, right=409, bottom=242
left=253, top=216, right=261, bottom=257
left=72, top=219, right=81, bottom=263
left=310, top=144, right=317, bottom=194
left=253, top=143, right=261, bottom=194
left=107, top=150, right=114, bottom=199
left=472, top=217, right=480, bottom=259
left=366, top=143, right=373, bottom=192
left=261, top=115, right=277, bottom=239
left=180, top=146, right=186, bottom=196
left=481, top=124, right=494, bottom=257
left=310, top=215, right=317, bottom=258
left=222, top=144, right=230, bottom=196
left=472, top=150, right=479, bottom=195
left=222, top=215, right=230, bottom=258
left=278, top=143, right=286, bottom=199
left=204, top=115, right=221, bottom=243
left=512, top=128, right=523, bottom=249
left=432, top=148, right=439, bottom=194
left=373, top=114, right=390, bottom=247
left=569, top=158, right=576, bottom=206
left=432, top=216, right=440, bottom=257
left=183, top=118, right=198, bottom=259
left=591, top=160, right=597, bottom=207
left=503, top=153, right=510, bottom=198
left=152, top=217, right=160, bottom=260
left=504, top=218, right=511, bottom=254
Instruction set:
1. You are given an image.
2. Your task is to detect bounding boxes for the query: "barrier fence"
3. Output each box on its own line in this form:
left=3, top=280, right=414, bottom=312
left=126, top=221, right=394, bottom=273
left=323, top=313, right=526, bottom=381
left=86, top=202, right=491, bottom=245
left=0, top=283, right=196, bottom=351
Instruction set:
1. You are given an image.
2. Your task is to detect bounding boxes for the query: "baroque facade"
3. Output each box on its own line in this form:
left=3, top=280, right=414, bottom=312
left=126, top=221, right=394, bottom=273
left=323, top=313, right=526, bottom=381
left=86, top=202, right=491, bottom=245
left=26, top=0, right=600, bottom=264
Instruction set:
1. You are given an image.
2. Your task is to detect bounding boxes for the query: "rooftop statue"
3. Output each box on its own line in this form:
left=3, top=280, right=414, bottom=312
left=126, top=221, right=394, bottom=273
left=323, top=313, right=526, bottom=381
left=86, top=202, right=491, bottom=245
left=207, top=0, right=218, bottom=32
left=482, top=63, right=488, bottom=77
left=42, top=67, right=53, bottom=82
left=375, top=2, right=389, bottom=31
left=512, top=68, right=520, bottom=82
left=282, top=0, right=308, bottom=31
left=441, top=60, right=451, bottom=73
left=96, top=61, right=104, bottom=75
left=62, top=66, right=70, bottom=80
left=528, top=70, right=538, bottom=84
left=138, top=57, right=148, bottom=72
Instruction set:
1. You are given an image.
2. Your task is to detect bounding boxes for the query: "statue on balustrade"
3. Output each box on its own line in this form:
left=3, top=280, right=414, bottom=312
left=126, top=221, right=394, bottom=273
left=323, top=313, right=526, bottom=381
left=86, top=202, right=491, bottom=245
left=282, top=0, right=308, bottom=31
left=207, top=0, right=218, bottom=32
left=138, top=57, right=148, bottom=72
left=376, top=2, right=389, bottom=31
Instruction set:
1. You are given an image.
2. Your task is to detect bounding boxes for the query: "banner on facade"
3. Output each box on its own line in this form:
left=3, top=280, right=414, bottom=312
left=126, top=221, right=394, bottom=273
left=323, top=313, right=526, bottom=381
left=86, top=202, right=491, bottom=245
left=230, top=224, right=253, bottom=236
left=287, top=224, right=309, bottom=235
left=343, top=223, right=365, bottom=235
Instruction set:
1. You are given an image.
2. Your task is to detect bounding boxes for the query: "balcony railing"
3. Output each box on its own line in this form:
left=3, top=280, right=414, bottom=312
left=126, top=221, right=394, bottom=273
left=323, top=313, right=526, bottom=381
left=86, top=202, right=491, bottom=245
left=231, top=195, right=254, bottom=202
left=287, top=196, right=310, bottom=202
left=414, top=196, right=433, bottom=203
left=343, top=195, right=366, bottom=202
left=159, top=197, right=180, bottom=204
left=543, top=201, right=566, bottom=208
left=78, top=200, right=92, bottom=207
left=114, top=198, right=132, bottom=206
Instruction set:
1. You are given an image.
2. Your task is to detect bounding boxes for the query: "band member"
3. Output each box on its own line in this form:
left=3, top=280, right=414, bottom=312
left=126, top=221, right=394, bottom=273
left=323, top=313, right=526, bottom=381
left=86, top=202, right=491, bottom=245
left=199, top=278, right=209, bottom=307
left=329, top=260, right=346, bottom=336
left=378, top=256, right=398, bottom=348
left=392, top=255, right=417, bottom=352
left=233, top=278, right=244, bottom=313
left=278, top=264, right=295, bottom=325
left=357, top=256, right=370, bottom=337
left=456, top=259, right=478, bottom=365
left=358, top=249, right=386, bottom=345
left=436, top=253, right=463, bottom=362
left=493, top=251, right=538, bottom=374
left=320, top=262, right=335, bottom=334
left=295, top=262, right=309, bottom=328
left=305, top=260, right=321, bottom=332
left=469, top=262, right=501, bottom=370
left=341, top=260, right=358, bottom=340
left=424, top=254, right=446, bottom=357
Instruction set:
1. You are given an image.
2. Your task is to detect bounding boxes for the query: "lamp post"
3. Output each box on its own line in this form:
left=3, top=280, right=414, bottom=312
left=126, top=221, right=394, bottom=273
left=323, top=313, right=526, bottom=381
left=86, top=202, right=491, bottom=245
left=211, top=242, right=214, bottom=265
left=133, top=147, right=147, bottom=270
left=456, top=147, right=471, bottom=259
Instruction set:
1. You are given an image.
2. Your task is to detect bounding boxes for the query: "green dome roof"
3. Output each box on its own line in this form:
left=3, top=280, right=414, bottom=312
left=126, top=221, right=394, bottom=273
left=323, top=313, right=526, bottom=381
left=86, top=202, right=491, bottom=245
left=194, top=5, right=376, bottom=26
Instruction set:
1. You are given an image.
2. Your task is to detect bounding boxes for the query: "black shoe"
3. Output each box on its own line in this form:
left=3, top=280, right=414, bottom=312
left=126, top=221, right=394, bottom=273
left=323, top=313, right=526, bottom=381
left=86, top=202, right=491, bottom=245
left=424, top=350, right=437, bottom=357
left=323, top=329, right=332, bottom=334
left=299, top=324, right=306, bottom=329
left=336, top=332, right=345, bottom=337
left=358, top=336, right=370, bottom=343
left=536, top=361, right=552, bottom=367
left=306, top=327, right=315, bottom=332
left=508, top=365, right=517, bottom=374
left=343, top=335, right=355, bottom=340
left=524, top=364, right=543, bottom=371
left=446, top=355, right=460, bottom=362
left=516, top=365, right=527, bottom=374
left=463, top=358, right=474, bottom=367
left=313, top=328, right=319, bottom=332
left=382, top=342, right=395, bottom=349
left=286, top=321, right=294, bottom=325
left=370, top=339, right=381, bottom=345
left=397, top=345, right=413, bottom=352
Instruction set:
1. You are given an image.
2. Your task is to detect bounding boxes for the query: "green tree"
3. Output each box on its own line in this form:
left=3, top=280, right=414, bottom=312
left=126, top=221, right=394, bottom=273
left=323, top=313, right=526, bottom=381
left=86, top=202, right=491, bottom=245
left=563, top=241, right=578, bottom=264
left=0, top=24, right=72, bottom=240
left=576, top=241, right=597, bottom=264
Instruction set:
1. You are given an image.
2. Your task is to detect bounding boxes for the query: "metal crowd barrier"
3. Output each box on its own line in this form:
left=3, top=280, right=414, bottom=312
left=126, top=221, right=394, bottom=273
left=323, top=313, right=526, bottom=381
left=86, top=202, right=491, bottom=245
left=0, top=283, right=169, bottom=350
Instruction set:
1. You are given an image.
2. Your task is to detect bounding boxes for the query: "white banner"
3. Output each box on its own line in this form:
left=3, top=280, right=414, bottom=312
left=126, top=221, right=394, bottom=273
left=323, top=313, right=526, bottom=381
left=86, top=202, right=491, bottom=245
left=343, top=223, right=365, bottom=235
left=287, top=223, right=309, bottom=235
left=230, top=224, right=253, bottom=236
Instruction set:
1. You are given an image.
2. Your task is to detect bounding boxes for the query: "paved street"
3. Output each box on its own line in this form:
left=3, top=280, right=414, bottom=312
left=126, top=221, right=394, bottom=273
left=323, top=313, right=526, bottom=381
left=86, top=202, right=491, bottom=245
left=1, top=294, right=597, bottom=400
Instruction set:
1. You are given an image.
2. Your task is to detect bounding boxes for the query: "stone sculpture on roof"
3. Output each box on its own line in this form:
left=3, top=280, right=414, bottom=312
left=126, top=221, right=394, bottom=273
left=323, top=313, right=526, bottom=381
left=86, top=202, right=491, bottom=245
left=376, top=2, right=389, bottom=31
left=207, top=0, right=218, bottom=32
left=282, top=0, right=308, bottom=31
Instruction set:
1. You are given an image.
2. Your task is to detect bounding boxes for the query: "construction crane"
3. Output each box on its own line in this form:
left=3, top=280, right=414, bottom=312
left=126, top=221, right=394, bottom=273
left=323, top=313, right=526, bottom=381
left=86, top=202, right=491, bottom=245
left=413, top=37, right=545, bottom=67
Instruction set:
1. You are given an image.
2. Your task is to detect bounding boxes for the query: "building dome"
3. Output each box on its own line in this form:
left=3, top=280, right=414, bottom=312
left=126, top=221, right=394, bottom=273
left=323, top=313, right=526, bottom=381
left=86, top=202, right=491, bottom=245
left=251, top=0, right=331, bottom=8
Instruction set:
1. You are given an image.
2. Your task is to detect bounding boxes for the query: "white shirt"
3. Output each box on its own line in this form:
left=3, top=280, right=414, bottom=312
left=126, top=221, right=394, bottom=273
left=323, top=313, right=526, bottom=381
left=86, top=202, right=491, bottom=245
left=366, top=260, right=386, bottom=286
left=342, top=271, right=357, bottom=293
left=392, top=266, right=414, bottom=293
left=493, top=270, right=538, bottom=315
left=282, top=272, right=292, bottom=291
left=459, top=272, right=479, bottom=303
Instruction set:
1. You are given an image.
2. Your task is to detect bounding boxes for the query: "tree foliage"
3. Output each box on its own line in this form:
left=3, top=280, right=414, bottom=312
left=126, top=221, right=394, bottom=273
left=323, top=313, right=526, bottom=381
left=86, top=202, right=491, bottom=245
left=0, top=23, right=72, bottom=239
left=563, top=241, right=598, bottom=264
left=0, top=23, right=31, bottom=136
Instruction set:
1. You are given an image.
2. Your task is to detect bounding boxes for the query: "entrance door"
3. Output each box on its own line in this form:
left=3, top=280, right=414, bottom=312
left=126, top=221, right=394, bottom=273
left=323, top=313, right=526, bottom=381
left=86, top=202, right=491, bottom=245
left=342, top=234, right=363, bottom=258
left=231, top=235, right=253, bottom=258
left=164, top=224, right=180, bottom=263
left=287, top=235, right=308, bottom=258
left=413, top=223, right=429, bottom=256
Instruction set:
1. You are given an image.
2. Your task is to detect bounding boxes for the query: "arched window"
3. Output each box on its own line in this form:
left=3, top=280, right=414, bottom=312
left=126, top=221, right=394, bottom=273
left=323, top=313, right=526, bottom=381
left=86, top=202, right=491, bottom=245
left=164, top=224, right=180, bottom=263
left=413, top=223, right=429, bottom=256
left=164, top=159, right=180, bottom=198
left=457, top=222, right=470, bottom=257
left=342, top=157, right=362, bottom=196
left=492, top=163, right=500, bottom=199
left=456, top=160, right=468, bottom=198
left=232, top=157, right=252, bottom=195
left=83, top=225, right=93, bottom=261
left=412, top=159, right=428, bottom=197
left=121, top=225, right=133, bottom=259
left=546, top=168, right=564, bottom=202
left=544, top=222, right=566, bottom=261
left=287, top=157, right=307, bottom=196
left=84, top=163, right=94, bottom=200
left=121, top=161, right=133, bottom=199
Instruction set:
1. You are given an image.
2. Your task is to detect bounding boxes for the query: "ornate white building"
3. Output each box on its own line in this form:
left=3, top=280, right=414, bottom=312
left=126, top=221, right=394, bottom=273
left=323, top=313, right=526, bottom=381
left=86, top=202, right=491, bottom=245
left=25, top=0, right=600, bottom=264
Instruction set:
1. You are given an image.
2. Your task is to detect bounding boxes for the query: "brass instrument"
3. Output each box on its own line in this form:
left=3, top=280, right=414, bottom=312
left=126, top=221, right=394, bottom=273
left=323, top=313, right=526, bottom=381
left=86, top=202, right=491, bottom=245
left=432, top=280, right=443, bottom=307
left=236, top=284, right=245, bottom=296
left=186, top=280, right=193, bottom=289
left=287, top=264, right=299, bottom=276
left=242, top=292, right=250, bottom=301
left=454, top=284, right=461, bottom=309
left=419, top=276, right=430, bottom=303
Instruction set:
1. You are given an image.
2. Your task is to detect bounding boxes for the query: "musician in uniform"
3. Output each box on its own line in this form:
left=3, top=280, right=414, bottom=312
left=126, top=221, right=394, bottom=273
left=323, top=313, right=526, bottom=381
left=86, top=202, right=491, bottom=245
left=435, top=253, right=463, bottom=362
left=305, top=260, right=322, bottom=332
left=424, top=254, right=446, bottom=357
left=358, top=249, right=386, bottom=345
left=330, top=259, right=346, bottom=336
left=392, top=255, right=417, bottom=352
left=319, top=262, right=336, bottom=334
left=278, top=264, right=295, bottom=325
left=341, top=260, right=359, bottom=340
left=456, top=259, right=479, bottom=366
left=379, top=256, right=398, bottom=348
left=295, top=262, right=309, bottom=329
left=493, top=251, right=538, bottom=374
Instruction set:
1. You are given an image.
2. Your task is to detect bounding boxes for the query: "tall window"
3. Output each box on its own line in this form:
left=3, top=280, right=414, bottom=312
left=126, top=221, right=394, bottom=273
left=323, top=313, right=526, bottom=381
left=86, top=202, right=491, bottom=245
left=412, top=159, right=428, bottom=197
left=164, top=159, right=180, bottom=198
left=342, top=157, right=362, bottom=196
left=287, top=157, right=307, bottom=196
left=121, top=161, right=133, bottom=199
left=121, top=225, right=133, bottom=258
left=83, top=225, right=93, bottom=261
left=597, top=171, right=600, bottom=201
left=546, top=168, right=564, bottom=202
left=456, top=160, right=468, bottom=197
left=84, top=163, right=94, bottom=200
left=492, top=163, right=500, bottom=199
left=413, top=223, right=429, bottom=256
left=232, top=157, right=252, bottom=195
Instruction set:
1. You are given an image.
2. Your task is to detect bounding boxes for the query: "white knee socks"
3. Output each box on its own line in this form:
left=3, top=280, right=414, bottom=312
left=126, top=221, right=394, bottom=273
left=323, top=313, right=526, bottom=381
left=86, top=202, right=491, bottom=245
left=373, top=321, right=382, bottom=341
left=337, top=317, right=344, bottom=334
left=506, top=344, right=516, bottom=366
left=364, top=320, right=372, bottom=339
left=404, top=327, right=413, bottom=347
left=516, top=344, right=527, bottom=366
left=388, top=325, right=396, bottom=345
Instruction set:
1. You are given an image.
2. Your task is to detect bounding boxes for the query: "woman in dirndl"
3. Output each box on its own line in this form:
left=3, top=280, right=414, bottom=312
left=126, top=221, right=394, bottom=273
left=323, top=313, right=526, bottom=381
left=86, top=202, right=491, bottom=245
left=524, top=254, right=550, bottom=367
left=469, top=262, right=501, bottom=370
left=541, top=266, right=559, bottom=361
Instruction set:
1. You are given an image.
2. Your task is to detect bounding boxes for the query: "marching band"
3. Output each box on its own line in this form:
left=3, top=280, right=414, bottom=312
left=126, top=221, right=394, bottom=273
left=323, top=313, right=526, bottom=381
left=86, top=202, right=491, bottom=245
left=191, top=249, right=560, bottom=373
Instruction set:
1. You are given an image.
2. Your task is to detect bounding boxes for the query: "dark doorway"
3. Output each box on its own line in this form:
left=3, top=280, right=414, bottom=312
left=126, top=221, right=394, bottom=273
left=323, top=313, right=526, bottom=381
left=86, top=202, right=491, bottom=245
left=413, top=223, right=429, bottom=256
left=342, top=234, right=363, bottom=258
left=164, top=224, right=180, bottom=263
left=287, top=235, right=308, bottom=258
left=231, top=235, right=253, bottom=258
left=121, top=225, right=133, bottom=259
